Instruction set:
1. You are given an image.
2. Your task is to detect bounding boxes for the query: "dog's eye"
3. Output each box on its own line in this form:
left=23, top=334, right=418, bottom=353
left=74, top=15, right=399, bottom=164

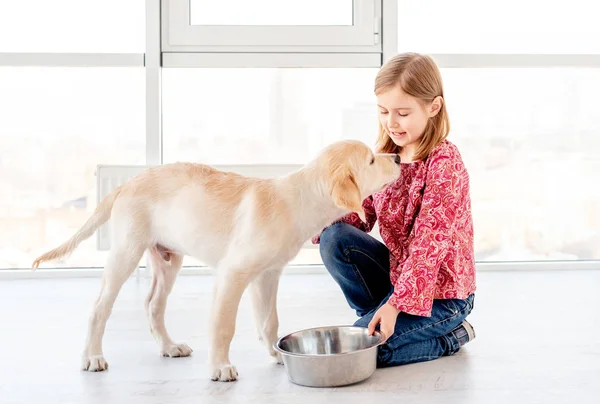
left=370, top=157, right=375, bottom=165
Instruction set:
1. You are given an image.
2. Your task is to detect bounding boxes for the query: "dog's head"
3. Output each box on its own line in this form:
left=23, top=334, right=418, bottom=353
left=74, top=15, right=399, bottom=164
left=316, top=140, right=401, bottom=221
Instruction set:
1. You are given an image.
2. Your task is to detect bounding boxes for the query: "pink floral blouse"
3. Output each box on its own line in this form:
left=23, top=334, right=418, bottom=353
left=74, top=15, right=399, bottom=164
left=314, top=141, right=476, bottom=317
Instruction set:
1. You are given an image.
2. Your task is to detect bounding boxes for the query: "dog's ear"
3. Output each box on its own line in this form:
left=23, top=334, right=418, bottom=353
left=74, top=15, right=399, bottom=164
left=329, top=167, right=366, bottom=222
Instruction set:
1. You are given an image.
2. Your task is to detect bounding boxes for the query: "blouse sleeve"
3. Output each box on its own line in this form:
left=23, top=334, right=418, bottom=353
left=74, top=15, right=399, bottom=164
left=387, top=152, right=465, bottom=316
left=311, top=196, right=377, bottom=244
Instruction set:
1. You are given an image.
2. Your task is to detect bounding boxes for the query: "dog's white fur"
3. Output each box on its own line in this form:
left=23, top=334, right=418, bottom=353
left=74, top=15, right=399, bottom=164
left=32, top=140, right=401, bottom=382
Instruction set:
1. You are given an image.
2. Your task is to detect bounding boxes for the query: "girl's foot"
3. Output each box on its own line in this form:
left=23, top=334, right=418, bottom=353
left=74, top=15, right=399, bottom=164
left=452, top=320, right=475, bottom=346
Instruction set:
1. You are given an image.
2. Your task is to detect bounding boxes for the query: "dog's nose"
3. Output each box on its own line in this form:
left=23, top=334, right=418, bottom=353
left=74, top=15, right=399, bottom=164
left=394, top=154, right=401, bottom=165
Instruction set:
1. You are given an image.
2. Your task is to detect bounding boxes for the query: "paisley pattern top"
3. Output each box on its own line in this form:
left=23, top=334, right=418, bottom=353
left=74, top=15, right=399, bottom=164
left=314, top=140, right=476, bottom=317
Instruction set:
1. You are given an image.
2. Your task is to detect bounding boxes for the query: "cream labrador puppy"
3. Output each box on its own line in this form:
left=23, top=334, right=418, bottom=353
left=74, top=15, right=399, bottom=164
left=32, top=140, right=401, bottom=382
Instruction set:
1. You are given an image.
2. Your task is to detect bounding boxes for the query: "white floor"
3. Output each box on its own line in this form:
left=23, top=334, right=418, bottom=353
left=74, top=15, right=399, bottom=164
left=1, top=269, right=599, bottom=404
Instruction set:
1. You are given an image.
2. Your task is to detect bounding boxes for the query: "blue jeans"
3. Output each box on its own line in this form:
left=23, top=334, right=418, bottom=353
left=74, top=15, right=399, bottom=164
left=319, top=222, right=475, bottom=368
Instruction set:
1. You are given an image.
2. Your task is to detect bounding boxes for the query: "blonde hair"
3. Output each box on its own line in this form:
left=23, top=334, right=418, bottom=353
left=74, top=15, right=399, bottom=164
left=375, top=53, right=450, bottom=161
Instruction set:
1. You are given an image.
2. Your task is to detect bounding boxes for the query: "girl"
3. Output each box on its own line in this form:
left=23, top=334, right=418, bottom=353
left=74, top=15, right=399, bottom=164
left=314, top=53, right=476, bottom=367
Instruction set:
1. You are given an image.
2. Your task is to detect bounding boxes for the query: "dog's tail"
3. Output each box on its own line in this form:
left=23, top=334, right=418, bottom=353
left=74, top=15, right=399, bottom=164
left=32, top=186, right=123, bottom=269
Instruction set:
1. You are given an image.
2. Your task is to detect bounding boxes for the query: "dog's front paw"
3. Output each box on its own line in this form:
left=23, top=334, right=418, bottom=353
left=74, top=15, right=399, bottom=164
left=272, top=351, right=284, bottom=365
left=268, top=348, right=283, bottom=365
left=210, top=363, right=238, bottom=382
left=161, top=343, right=193, bottom=358
left=82, top=354, right=108, bottom=372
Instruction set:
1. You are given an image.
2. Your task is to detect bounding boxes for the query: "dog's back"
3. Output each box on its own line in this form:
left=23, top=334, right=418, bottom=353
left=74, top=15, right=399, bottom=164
left=134, top=163, right=294, bottom=267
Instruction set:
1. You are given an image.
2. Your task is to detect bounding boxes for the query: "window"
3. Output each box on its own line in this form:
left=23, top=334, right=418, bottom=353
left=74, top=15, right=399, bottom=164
left=190, top=0, right=353, bottom=26
left=2, top=1, right=598, bottom=271
left=162, top=67, right=379, bottom=267
left=397, top=0, right=600, bottom=54
left=163, top=0, right=380, bottom=52
left=153, top=65, right=600, bottom=265
left=442, top=68, right=600, bottom=261
left=0, top=0, right=145, bottom=53
left=162, top=68, right=379, bottom=164
left=394, top=0, right=600, bottom=264
left=0, top=68, right=145, bottom=269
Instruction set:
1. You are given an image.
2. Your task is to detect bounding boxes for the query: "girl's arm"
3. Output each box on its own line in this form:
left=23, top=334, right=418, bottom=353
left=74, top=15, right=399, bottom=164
left=388, top=151, right=467, bottom=317
left=311, top=196, right=377, bottom=244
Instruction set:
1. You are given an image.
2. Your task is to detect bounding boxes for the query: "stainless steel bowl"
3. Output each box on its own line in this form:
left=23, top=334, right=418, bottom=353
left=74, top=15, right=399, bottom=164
left=274, top=325, right=383, bottom=387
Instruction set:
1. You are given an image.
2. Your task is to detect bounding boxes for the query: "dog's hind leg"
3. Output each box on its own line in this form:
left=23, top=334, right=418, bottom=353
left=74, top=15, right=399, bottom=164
left=81, top=241, right=146, bottom=372
left=249, top=267, right=284, bottom=364
left=145, top=246, right=192, bottom=358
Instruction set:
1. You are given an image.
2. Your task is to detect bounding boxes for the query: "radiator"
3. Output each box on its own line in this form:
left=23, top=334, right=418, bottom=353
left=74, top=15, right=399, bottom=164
left=95, top=163, right=305, bottom=251
left=96, top=165, right=153, bottom=250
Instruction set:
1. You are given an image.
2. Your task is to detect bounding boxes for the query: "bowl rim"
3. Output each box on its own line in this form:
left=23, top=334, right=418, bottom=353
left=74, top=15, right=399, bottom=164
left=273, top=324, right=384, bottom=358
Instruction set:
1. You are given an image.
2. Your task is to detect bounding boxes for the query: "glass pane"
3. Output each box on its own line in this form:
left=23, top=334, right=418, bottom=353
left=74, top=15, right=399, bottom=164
left=398, top=0, right=600, bottom=54
left=0, top=68, right=145, bottom=269
left=444, top=68, right=600, bottom=261
left=190, top=0, right=353, bottom=26
left=162, top=68, right=378, bottom=165
left=0, top=0, right=145, bottom=52
left=163, top=67, right=377, bottom=267
left=164, top=67, right=600, bottom=264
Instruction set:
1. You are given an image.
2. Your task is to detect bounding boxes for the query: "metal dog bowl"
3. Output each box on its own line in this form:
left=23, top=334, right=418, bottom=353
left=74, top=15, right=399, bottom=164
left=274, top=325, right=383, bottom=387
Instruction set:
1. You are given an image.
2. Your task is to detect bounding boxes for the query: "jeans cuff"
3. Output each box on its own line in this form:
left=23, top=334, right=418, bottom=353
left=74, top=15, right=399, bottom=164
left=441, top=332, right=461, bottom=355
left=376, top=343, right=393, bottom=367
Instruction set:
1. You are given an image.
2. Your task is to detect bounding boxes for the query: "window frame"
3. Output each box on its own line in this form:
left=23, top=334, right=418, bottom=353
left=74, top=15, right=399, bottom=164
left=162, top=0, right=381, bottom=54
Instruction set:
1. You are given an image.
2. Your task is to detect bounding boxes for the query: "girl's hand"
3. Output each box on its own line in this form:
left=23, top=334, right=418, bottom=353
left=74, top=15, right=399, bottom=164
left=368, top=302, right=400, bottom=342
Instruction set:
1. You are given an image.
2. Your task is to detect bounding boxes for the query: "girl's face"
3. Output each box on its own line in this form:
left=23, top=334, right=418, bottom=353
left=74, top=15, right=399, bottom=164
left=377, top=84, right=441, bottom=160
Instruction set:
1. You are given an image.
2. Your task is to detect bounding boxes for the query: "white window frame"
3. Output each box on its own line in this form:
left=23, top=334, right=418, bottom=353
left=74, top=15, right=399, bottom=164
left=0, top=0, right=599, bottom=275
left=162, top=0, right=381, bottom=54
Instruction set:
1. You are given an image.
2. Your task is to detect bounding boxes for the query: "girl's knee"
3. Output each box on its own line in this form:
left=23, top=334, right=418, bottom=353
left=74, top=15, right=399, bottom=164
left=353, top=312, right=375, bottom=328
left=318, top=222, right=355, bottom=262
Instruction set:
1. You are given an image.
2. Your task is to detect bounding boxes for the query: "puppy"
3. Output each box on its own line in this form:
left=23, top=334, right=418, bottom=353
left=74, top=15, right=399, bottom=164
left=32, top=140, right=401, bottom=382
